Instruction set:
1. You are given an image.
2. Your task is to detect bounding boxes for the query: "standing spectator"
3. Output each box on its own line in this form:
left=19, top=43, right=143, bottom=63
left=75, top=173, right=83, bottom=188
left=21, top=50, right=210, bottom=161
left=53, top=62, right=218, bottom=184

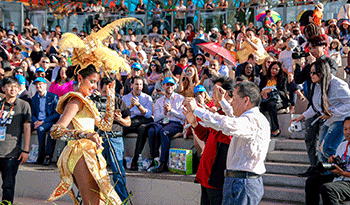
left=23, top=18, right=33, bottom=31
left=183, top=81, right=270, bottom=205
left=135, top=0, right=146, bottom=14
left=291, top=59, right=350, bottom=163
left=116, top=0, right=128, bottom=16
left=31, top=77, right=59, bottom=165
left=186, top=0, right=196, bottom=24
left=329, top=39, right=342, bottom=67
left=49, top=66, right=74, bottom=97
left=0, top=77, right=31, bottom=205
left=122, top=76, right=154, bottom=170
left=177, top=65, right=200, bottom=97
left=248, top=0, right=259, bottom=24
left=151, top=2, right=163, bottom=29
left=175, top=0, right=186, bottom=31
left=40, top=31, right=51, bottom=51
left=149, top=77, right=186, bottom=173
left=216, top=0, right=228, bottom=26
left=164, top=0, right=176, bottom=28
left=235, top=2, right=246, bottom=26
left=204, top=0, right=215, bottom=32
left=97, top=77, right=131, bottom=202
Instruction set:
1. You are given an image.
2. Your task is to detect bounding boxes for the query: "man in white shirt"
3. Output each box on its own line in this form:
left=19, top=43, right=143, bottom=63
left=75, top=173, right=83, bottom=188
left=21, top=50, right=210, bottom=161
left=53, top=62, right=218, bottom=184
left=183, top=81, right=270, bottom=205
left=149, top=77, right=186, bottom=173
left=175, top=0, right=186, bottom=30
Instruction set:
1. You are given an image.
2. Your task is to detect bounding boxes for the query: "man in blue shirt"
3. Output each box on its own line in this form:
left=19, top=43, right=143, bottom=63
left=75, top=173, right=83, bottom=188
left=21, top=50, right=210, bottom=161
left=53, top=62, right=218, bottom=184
left=122, top=76, right=154, bottom=170
left=31, top=77, right=59, bottom=165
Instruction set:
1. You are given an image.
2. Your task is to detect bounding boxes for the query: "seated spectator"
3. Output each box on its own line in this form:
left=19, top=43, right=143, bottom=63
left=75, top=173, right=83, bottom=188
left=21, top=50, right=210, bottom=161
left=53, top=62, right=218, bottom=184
left=122, top=63, right=149, bottom=95
left=224, top=39, right=237, bottom=64
left=240, top=62, right=260, bottom=86
left=49, top=66, right=74, bottom=97
left=260, top=55, right=275, bottom=77
left=147, top=60, right=162, bottom=94
left=164, top=56, right=182, bottom=82
left=329, top=39, right=342, bottom=67
left=177, top=65, right=200, bottom=97
left=265, top=38, right=283, bottom=58
left=201, top=60, right=224, bottom=96
left=148, top=77, right=186, bottom=173
left=235, top=53, right=260, bottom=78
left=176, top=55, right=190, bottom=71
left=122, top=76, right=154, bottom=170
left=28, top=67, right=51, bottom=97
left=260, top=61, right=290, bottom=137
left=148, top=43, right=166, bottom=67
left=15, top=74, right=31, bottom=104
left=152, top=68, right=177, bottom=101
left=31, top=77, right=59, bottom=165
left=108, top=36, right=119, bottom=52
left=30, top=42, right=46, bottom=67
left=305, top=117, right=350, bottom=204
left=215, top=57, right=229, bottom=77
left=46, top=37, right=59, bottom=62
left=51, top=57, right=69, bottom=82
left=23, top=18, right=33, bottom=31
left=236, top=28, right=269, bottom=65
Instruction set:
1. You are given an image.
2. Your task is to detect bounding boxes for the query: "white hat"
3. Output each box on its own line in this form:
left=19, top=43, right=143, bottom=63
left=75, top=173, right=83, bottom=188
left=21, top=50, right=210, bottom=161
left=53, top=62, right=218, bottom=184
left=316, top=3, right=324, bottom=11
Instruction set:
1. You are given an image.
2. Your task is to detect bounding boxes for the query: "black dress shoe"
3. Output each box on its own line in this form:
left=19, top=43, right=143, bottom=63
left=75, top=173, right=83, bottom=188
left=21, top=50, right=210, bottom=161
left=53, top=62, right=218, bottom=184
left=43, top=157, right=51, bottom=166
left=154, top=162, right=167, bottom=173
left=298, top=166, right=318, bottom=177
left=129, top=160, right=138, bottom=171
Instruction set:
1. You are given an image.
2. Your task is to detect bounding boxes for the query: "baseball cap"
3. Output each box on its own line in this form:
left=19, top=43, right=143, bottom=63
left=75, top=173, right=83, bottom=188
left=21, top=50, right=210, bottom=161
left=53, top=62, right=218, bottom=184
left=194, top=85, right=206, bottom=94
left=162, top=77, right=175, bottom=85
left=131, top=63, right=142, bottom=70
left=15, top=74, right=26, bottom=85
left=35, top=67, right=45, bottom=73
left=33, top=77, right=47, bottom=84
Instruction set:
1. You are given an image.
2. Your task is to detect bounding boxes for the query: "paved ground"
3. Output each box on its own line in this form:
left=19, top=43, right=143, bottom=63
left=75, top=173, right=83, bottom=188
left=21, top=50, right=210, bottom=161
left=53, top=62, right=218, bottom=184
left=12, top=197, right=71, bottom=205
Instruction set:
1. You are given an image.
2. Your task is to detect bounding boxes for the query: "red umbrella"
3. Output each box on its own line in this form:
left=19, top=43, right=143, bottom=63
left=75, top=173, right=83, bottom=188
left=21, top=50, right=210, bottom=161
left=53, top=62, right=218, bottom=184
left=198, top=42, right=237, bottom=67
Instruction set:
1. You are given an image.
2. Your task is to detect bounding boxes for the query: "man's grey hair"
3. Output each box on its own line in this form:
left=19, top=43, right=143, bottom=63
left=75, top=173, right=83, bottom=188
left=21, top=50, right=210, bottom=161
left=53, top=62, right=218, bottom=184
left=234, top=81, right=261, bottom=107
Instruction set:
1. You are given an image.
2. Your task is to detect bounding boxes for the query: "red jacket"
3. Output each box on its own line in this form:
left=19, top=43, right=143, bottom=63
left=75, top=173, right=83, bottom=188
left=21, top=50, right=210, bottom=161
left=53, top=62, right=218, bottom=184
left=193, top=120, right=231, bottom=189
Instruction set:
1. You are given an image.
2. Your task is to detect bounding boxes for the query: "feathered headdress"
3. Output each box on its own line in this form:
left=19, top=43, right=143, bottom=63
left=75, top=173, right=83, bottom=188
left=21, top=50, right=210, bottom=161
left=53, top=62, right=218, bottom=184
left=58, top=17, right=143, bottom=75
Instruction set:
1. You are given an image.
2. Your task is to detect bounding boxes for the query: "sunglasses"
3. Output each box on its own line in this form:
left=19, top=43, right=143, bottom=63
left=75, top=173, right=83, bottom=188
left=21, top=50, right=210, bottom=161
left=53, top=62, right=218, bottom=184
left=150, top=64, right=156, bottom=66
left=166, top=60, right=172, bottom=63
left=310, top=71, right=318, bottom=75
left=210, top=64, right=218, bottom=67
left=196, top=58, right=203, bottom=61
left=16, top=71, right=23, bottom=74
left=194, top=92, right=202, bottom=97
left=43, top=61, right=50, bottom=64
left=155, top=49, right=162, bottom=52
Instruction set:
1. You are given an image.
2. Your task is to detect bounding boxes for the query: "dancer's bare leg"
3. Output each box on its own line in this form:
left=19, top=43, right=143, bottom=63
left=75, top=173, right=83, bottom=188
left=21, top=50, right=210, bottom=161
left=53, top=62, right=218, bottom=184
left=73, top=157, right=105, bottom=205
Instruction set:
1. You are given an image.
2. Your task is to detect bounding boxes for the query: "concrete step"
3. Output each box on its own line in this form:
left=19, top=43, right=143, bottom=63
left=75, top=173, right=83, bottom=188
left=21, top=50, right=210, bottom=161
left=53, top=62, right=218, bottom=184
left=274, top=139, right=306, bottom=151
left=263, top=186, right=305, bottom=204
left=266, top=150, right=310, bottom=164
left=262, top=173, right=306, bottom=188
left=265, top=162, right=309, bottom=176
left=260, top=200, right=304, bottom=205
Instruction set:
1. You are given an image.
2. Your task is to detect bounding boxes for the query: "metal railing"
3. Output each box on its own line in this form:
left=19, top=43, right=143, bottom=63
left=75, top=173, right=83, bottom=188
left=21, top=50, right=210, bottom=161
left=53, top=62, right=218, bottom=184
left=0, top=1, right=347, bottom=35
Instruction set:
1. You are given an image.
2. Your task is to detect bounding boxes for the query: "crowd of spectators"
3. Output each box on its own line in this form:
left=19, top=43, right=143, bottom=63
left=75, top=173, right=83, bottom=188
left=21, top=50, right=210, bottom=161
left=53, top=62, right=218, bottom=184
left=2, top=0, right=350, bottom=204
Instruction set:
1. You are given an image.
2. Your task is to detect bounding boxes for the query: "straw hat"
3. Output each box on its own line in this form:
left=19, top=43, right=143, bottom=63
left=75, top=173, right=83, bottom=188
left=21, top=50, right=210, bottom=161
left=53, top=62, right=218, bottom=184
left=315, top=3, right=324, bottom=12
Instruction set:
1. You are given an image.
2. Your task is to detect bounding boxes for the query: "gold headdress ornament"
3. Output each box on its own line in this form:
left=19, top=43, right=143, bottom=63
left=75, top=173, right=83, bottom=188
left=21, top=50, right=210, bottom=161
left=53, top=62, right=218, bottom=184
left=58, top=17, right=143, bottom=75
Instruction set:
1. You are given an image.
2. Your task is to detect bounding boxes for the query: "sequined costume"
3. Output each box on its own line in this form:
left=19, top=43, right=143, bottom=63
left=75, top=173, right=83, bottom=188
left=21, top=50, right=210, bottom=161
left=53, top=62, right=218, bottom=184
left=47, top=91, right=122, bottom=205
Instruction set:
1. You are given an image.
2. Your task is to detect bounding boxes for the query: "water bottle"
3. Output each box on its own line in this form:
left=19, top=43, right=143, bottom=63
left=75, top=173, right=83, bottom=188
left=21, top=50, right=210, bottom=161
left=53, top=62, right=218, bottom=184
left=57, top=148, right=61, bottom=162
left=137, top=154, right=143, bottom=172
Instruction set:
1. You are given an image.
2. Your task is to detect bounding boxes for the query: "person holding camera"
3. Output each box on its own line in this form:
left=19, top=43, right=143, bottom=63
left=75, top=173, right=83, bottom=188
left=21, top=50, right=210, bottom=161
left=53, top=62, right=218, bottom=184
left=305, top=117, right=350, bottom=204
left=93, top=77, right=131, bottom=202
left=292, top=59, right=350, bottom=166
left=294, top=35, right=338, bottom=177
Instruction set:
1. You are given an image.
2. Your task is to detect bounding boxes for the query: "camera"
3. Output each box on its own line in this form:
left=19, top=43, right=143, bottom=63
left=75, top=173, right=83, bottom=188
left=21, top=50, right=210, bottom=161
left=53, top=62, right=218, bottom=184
left=317, top=156, right=347, bottom=172
left=292, top=47, right=309, bottom=59
left=89, top=93, right=107, bottom=114
left=288, top=121, right=303, bottom=133
left=203, top=68, right=212, bottom=78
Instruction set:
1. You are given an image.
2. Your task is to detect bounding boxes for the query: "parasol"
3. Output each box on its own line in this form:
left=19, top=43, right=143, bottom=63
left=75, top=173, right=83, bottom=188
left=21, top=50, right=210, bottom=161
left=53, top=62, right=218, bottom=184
left=198, top=42, right=237, bottom=67
left=255, top=10, right=281, bottom=23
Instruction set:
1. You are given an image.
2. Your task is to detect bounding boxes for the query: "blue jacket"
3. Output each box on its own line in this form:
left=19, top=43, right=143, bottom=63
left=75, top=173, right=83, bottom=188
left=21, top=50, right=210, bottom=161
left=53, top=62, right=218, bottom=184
left=31, top=91, right=60, bottom=124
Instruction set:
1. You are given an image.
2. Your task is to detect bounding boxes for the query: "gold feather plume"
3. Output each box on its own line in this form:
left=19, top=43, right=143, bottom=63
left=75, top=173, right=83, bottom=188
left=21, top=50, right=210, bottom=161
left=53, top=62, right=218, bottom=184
left=90, top=17, right=143, bottom=43
left=58, top=18, right=141, bottom=75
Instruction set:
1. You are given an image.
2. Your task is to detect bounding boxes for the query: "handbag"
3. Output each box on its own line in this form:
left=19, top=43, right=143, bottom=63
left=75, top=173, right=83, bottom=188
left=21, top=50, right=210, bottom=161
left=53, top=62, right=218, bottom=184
left=261, top=89, right=281, bottom=103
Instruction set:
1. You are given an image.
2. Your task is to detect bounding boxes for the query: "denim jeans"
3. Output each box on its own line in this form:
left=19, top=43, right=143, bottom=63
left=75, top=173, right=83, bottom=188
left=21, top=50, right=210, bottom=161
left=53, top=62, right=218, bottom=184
left=222, top=176, right=264, bottom=205
left=317, top=121, right=345, bottom=162
left=0, top=157, right=21, bottom=203
left=102, top=137, right=128, bottom=202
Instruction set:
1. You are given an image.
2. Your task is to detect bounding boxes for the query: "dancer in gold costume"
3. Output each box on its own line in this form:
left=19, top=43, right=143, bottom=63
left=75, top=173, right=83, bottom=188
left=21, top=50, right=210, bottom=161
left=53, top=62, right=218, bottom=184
left=46, top=18, right=142, bottom=205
